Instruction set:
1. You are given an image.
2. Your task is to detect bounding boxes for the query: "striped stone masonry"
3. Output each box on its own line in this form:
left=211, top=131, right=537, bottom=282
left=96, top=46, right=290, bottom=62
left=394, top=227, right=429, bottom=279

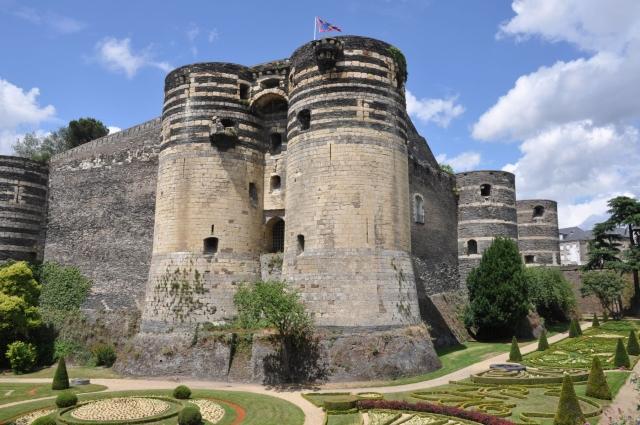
left=517, top=199, right=561, bottom=266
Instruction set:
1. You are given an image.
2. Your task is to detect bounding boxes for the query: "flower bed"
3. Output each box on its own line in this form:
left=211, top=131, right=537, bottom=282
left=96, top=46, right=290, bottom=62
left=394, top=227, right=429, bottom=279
left=14, top=408, right=55, bottom=425
left=57, top=396, right=182, bottom=424
left=471, top=367, right=589, bottom=384
left=191, top=399, right=225, bottom=424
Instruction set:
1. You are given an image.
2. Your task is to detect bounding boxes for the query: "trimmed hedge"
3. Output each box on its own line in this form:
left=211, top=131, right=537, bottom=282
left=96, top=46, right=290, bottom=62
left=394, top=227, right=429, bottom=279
left=585, top=356, right=611, bottom=400
left=178, top=404, right=202, bottom=425
left=357, top=399, right=517, bottom=425
left=627, top=330, right=640, bottom=356
left=173, top=385, right=192, bottom=399
left=553, top=374, right=585, bottom=425
left=32, top=416, right=56, bottom=425
left=614, top=338, right=631, bottom=368
left=592, top=313, right=600, bottom=328
left=568, top=319, right=580, bottom=338
left=52, top=357, right=70, bottom=390
left=324, top=396, right=357, bottom=411
left=509, top=337, right=522, bottom=362
left=56, top=391, right=78, bottom=408
left=538, top=330, right=549, bottom=351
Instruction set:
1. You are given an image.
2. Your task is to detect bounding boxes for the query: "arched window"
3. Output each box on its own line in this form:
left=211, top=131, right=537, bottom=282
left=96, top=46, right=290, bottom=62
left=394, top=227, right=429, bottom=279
left=297, top=234, right=305, bottom=254
left=261, top=78, right=280, bottom=89
left=203, top=237, right=218, bottom=254
left=272, top=219, right=285, bottom=253
left=533, top=205, right=545, bottom=218
left=413, top=194, right=425, bottom=224
left=297, top=109, right=311, bottom=130
left=270, top=133, right=282, bottom=154
left=467, top=239, right=478, bottom=255
left=480, top=184, right=491, bottom=197
left=270, top=175, right=281, bottom=191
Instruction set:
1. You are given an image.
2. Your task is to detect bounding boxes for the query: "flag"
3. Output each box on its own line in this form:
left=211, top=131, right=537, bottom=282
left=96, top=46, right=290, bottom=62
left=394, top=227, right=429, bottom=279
left=317, top=17, right=342, bottom=33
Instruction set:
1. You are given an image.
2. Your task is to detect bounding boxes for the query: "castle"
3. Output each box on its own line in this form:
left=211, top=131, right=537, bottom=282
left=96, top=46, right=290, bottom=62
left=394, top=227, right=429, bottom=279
left=0, top=36, right=560, bottom=381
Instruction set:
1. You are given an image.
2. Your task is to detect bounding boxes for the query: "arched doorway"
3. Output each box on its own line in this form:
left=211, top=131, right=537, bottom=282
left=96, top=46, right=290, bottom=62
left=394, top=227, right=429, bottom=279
left=265, top=217, right=285, bottom=253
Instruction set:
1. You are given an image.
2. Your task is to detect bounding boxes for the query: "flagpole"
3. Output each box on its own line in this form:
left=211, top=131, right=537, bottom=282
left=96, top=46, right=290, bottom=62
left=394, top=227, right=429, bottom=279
left=313, top=16, right=316, bottom=40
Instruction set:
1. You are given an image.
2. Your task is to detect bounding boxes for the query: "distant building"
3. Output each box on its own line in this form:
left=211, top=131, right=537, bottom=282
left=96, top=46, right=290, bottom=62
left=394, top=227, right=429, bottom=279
left=559, top=226, right=631, bottom=266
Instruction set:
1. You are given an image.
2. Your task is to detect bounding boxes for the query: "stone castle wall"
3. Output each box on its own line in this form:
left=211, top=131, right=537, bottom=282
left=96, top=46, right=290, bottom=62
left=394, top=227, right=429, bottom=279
left=517, top=199, right=560, bottom=266
left=0, top=156, right=48, bottom=262
left=44, top=118, right=161, bottom=313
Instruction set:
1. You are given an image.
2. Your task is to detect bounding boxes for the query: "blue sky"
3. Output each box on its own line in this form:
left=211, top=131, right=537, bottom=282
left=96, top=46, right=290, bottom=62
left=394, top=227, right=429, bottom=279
left=1, top=0, right=639, bottom=228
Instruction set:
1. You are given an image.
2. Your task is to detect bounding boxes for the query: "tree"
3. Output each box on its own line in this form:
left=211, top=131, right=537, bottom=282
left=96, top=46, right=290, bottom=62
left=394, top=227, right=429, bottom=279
left=439, top=164, right=454, bottom=175
left=52, top=357, right=70, bottom=390
left=12, top=128, right=69, bottom=163
left=614, top=338, right=631, bottom=368
left=0, top=261, right=42, bottom=306
left=524, top=267, right=576, bottom=321
left=585, top=356, right=611, bottom=400
left=568, top=319, right=580, bottom=338
left=581, top=270, right=626, bottom=319
left=5, top=341, right=37, bottom=374
left=538, top=330, right=549, bottom=351
left=66, top=118, right=108, bottom=148
left=464, top=237, right=530, bottom=338
left=0, top=293, right=41, bottom=342
left=553, top=374, right=585, bottom=425
left=592, top=313, right=600, bottom=328
left=584, top=222, right=624, bottom=271
left=509, top=336, right=522, bottom=362
left=627, top=330, right=640, bottom=356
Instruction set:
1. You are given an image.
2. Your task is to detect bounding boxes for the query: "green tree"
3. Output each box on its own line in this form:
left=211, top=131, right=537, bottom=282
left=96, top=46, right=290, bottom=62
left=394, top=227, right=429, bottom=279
left=538, top=330, right=549, bottom=351
left=524, top=266, right=576, bottom=321
left=581, top=270, right=626, bottom=319
left=0, top=293, right=41, bottom=342
left=553, top=374, right=585, bottom=425
left=568, top=319, right=580, bottom=338
left=464, top=237, right=529, bottom=338
left=12, top=128, right=69, bottom=163
left=52, top=357, right=70, bottom=390
left=585, top=356, right=611, bottom=400
left=509, top=336, right=522, bottom=362
left=439, top=164, right=454, bottom=175
left=584, top=222, right=624, bottom=270
left=66, top=117, right=108, bottom=148
left=614, top=338, right=631, bottom=368
left=627, top=330, right=640, bottom=355
left=0, top=261, right=41, bottom=305
left=5, top=341, right=37, bottom=373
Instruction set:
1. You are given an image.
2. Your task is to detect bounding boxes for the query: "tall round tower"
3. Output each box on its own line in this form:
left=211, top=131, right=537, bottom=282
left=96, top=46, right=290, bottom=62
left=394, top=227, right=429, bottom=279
left=283, top=36, right=421, bottom=327
left=456, top=171, right=518, bottom=285
left=141, top=63, right=265, bottom=331
left=516, top=200, right=560, bottom=266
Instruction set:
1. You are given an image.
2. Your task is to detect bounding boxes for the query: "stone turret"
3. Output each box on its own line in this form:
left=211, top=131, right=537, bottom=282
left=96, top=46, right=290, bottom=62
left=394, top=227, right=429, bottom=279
left=517, top=199, right=561, bottom=266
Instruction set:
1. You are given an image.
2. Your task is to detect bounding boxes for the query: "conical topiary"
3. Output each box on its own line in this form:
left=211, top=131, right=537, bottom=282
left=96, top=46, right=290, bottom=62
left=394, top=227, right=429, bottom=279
left=592, top=313, right=600, bottom=328
left=509, top=336, right=522, bottom=362
left=614, top=338, right=631, bottom=369
left=626, top=330, right=640, bottom=356
left=575, top=319, right=583, bottom=336
left=52, top=357, right=69, bottom=390
left=538, top=330, right=550, bottom=351
left=553, top=374, right=585, bottom=425
left=569, top=319, right=579, bottom=338
left=585, top=356, right=611, bottom=400
left=602, top=310, right=608, bottom=322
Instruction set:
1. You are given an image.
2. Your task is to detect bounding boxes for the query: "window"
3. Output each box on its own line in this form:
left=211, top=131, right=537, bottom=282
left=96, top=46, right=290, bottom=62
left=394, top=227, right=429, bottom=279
left=480, top=184, right=491, bottom=197
left=270, top=133, right=282, bottom=154
left=297, top=109, right=311, bottom=130
left=203, top=237, right=218, bottom=254
left=210, top=224, right=215, bottom=234
left=297, top=234, right=305, bottom=254
left=414, top=194, right=425, bottom=224
left=261, top=78, right=280, bottom=89
left=239, top=83, right=250, bottom=100
left=524, top=255, right=535, bottom=264
left=272, top=220, right=285, bottom=253
left=249, top=182, right=258, bottom=206
left=467, top=239, right=478, bottom=255
left=179, top=74, right=188, bottom=84
left=533, top=205, right=545, bottom=218
left=270, top=175, right=281, bottom=191
left=221, top=118, right=235, bottom=128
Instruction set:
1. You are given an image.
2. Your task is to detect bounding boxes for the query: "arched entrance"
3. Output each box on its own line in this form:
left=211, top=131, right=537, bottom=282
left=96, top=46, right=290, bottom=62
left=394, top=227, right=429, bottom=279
left=265, top=217, right=285, bottom=253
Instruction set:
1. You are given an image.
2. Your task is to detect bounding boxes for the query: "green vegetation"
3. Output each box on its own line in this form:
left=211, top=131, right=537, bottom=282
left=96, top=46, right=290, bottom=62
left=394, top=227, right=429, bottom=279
left=52, top=357, right=70, bottom=390
left=553, top=374, right=585, bottom=425
left=538, top=330, right=550, bottom=351
left=464, top=237, right=530, bottom=338
left=55, top=391, right=78, bottom=407
left=439, top=163, right=455, bottom=175
left=91, top=343, right=117, bottom=367
left=581, top=271, right=627, bottom=319
left=509, top=336, right=522, bottom=362
left=0, top=382, right=105, bottom=404
left=173, top=385, right=192, bottom=400
left=524, top=266, right=576, bottom=322
left=568, top=319, right=580, bottom=338
left=585, top=356, right=611, bottom=400
left=0, top=262, right=41, bottom=305
left=387, top=45, right=407, bottom=84
left=32, top=416, right=56, bottom=425
left=627, top=330, right=640, bottom=355
left=614, top=338, right=630, bottom=368
left=592, top=313, right=600, bottom=328
left=178, top=404, right=202, bottom=425
left=5, top=340, right=37, bottom=373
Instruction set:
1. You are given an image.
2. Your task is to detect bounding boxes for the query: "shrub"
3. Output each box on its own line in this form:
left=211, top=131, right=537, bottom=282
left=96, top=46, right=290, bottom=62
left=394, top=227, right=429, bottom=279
left=0, top=261, right=41, bottom=305
left=614, top=338, right=631, bottom=368
left=553, top=374, right=585, bottom=425
left=581, top=271, right=626, bottom=320
left=464, top=237, right=530, bottom=338
left=538, top=330, right=549, bottom=351
left=5, top=341, right=37, bottom=373
left=509, top=336, right=522, bottom=362
left=524, top=267, right=576, bottom=321
left=602, top=311, right=608, bottom=322
left=627, top=330, right=640, bottom=355
left=323, top=396, right=357, bottom=411
left=38, top=262, right=91, bottom=312
left=92, top=343, right=116, bottom=367
left=52, top=356, right=69, bottom=390
left=32, top=415, right=56, bottom=425
left=173, top=385, right=192, bottom=399
left=585, top=356, right=611, bottom=400
left=55, top=391, right=78, bottom=407
left=568, top=319, right=580, bottom=338
left=178, top=404, right=202, bottom=425
left=592, top=313, right=600, bottom=328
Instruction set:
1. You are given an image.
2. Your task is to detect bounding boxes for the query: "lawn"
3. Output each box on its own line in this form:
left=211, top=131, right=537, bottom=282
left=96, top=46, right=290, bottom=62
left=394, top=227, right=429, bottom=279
left=0, top=388, right=305, bottom=425
left=0, top=382, right=106, bottom=405
left=0, top=366, right=120, bottom=379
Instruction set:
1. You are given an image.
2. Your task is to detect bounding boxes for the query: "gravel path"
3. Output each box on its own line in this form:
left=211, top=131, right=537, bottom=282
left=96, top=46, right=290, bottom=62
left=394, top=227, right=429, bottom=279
left=598, top=362, right=639, bottom=425
left=0, top=324, right=588, bottom=425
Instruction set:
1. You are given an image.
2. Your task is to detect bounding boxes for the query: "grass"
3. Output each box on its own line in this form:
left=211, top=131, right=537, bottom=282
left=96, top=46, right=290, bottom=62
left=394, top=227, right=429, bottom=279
left=0, top=388, right=305, bottom=425
left=0, top=382, right=106, bottom=405
left=0, top=365, right=120, bottom=379
left=326, top=412, right=362, bottom=425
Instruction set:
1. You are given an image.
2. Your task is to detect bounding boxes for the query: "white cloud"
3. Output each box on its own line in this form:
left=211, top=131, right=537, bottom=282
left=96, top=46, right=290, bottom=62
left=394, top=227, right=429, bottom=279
left=0, top=78, right=55, bottom=154
left=107, top=126, right=121, bottom=134
left=502, top=120, right=640, bottom=227
left=406, top=90, right=464, bottom=128
left=95, top=37, right=172, bottom=79
left=186, top=23, right=200, bottom=42
left=208, top=29, right=219, bottom=43
left=436, top=151, right=481, bottom=172
left=14, top=7, right=85, bottom=34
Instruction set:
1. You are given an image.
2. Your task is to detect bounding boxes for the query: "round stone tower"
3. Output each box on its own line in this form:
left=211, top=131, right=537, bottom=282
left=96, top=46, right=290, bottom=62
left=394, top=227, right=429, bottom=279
left=283, top=36, right=421, bottom=327
left=456, top=171, right=518, bottom=285
left=0, top=156, right=48, bottom=262
left=516, top=199, right=560, bottom=266
left=141, top=63, right=265, bottom=331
